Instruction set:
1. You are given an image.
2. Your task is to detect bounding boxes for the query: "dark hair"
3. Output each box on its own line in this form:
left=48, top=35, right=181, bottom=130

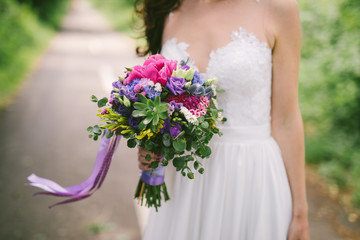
left=135, top=0, right=182, bottom=56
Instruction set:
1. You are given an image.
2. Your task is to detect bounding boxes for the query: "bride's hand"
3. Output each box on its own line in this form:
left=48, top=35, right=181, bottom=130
left=287, top=214, right=310, bottom=240
left=137, top=147, right=159, bottom=171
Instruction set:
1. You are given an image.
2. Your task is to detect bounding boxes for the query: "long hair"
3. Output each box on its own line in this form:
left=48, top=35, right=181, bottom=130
left=135, top=0, right=182, bottom=56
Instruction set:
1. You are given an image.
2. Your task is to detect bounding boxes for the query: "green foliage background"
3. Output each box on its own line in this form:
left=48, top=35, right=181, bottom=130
left=0, top=0, right=69, bottom=109
left=299, top=0, right=360, bottom=207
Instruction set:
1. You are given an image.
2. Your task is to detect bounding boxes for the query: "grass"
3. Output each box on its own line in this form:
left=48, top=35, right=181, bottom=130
left=0, top=0, right=69, bottom=110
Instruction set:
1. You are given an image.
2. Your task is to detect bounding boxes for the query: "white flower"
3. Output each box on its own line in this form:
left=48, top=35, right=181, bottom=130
left=216, top=112, right=224, bottom=122
left=211, top=98, right=219, bottom=108
left=148, top=81, right=155, bottom=87
left=211, top=84, right=217, bottom=96
left=154, top=83, right=162, bottom=92
left=167, top=103, right=175, bottom=117
left=180, top=106, right=199, bottom=125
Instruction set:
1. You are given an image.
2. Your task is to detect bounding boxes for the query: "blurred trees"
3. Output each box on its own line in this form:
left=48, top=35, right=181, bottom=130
left=299, top=0, right=360, bottom=206
left=0, top=0, right=69, bottom=108
left=15, top=0, right=69, bottom=29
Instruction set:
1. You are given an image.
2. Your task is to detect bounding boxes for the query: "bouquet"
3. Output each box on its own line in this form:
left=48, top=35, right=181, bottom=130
left=26, top=54, right=225, bottom=210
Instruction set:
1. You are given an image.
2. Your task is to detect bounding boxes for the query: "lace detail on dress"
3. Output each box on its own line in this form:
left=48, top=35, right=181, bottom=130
left=161, top=26, right=273, bottom=127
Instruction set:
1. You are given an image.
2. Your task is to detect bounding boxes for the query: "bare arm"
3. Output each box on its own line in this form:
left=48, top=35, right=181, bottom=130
left=269, top=0, right=309, bottom=238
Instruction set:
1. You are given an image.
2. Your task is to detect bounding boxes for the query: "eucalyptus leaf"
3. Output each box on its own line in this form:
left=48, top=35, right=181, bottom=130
left=187, top=172, right=194, bottom=179
left=127, top=139, right=137, bottom=148
left=162, top=133, right=171, bottom=147
left=173, top=138, right=186, bottom=151
left=198, top=168, right=205, bottom=174
left=97, top=97, right=108, bottom=108
left=173, top=157, right=185, bottom=168
left=151, top=161, right=159, bottom=169
left=91, top=95, right=98, bottom=102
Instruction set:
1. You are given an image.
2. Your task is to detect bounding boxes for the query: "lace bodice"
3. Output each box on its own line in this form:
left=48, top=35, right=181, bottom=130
left=161, top=27, right=272, bottom=127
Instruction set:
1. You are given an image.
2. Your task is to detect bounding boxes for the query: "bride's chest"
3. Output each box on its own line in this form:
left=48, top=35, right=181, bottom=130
left=161, top=27, right=273, bottom=92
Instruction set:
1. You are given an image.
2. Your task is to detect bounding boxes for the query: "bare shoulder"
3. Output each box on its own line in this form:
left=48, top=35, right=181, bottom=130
left=268, top=0, right=300, bottom=38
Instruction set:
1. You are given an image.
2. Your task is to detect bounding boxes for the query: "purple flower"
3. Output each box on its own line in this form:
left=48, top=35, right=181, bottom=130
left=180, top=65, right=190, bottom=70
left=192, top=71, right=204, bottom=85
left=166, top=76, right=186, bottom=95
left=169, top=100, right=183, bottom=111
left=170, top=123, right=182, bottom=137
left=160, top=119, right=170, bottom=134
left=160, top=119, right=182, bottom=138
left=117, top=104, right=131, bottom=116
left=128, top=115, right=141, bottom=130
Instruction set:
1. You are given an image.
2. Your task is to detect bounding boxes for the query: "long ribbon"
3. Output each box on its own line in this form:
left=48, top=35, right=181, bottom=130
left=26, top=133, right=121, bottom=208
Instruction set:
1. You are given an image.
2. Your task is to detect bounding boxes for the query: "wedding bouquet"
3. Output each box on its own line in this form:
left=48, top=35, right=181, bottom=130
left=27, top=54, right=225, bottom=211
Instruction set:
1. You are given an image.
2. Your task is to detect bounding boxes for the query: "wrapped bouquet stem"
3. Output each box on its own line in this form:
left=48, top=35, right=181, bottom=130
left=26, top=54, right=226, bottom=211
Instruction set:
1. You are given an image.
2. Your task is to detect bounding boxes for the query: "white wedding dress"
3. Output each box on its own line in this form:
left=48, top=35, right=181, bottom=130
left=142, top=11, right=293, bottom=240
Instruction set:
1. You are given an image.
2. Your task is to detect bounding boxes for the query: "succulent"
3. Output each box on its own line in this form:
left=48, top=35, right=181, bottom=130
left=132, top=94, right=169, bottom=131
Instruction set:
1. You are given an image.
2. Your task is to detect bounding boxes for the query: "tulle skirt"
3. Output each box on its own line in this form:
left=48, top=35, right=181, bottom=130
left=143, top=123, right=292, bottom=240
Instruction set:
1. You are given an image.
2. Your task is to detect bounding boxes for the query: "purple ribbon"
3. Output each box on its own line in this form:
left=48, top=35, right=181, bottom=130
left=26, top=132, right=121, bottom=208
left=140, top=165, right=165, bottom=186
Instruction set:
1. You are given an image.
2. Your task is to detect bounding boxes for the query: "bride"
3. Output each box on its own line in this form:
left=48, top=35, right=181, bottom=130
left=136, top=0, right=310, bottom=239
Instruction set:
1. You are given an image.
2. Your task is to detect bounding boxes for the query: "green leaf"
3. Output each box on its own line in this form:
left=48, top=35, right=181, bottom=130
left=187, top=172, right=194, bottom=179
left=153, top=114, right=159, bottom=125
left=138, top=122, right=146, bottom=131
left=132, top=110, right=146, bottom=117
left=173, top=157, right=185, bottom=168
left=198, top=168, right=205, bottom=174
left=127, top=139, right=137, bottom=148
left=211, top=109, right=218, bottom=118
left=194, top=161, right=199, bottom=170
left=125, top=67, right=133, bottom=72
left=147, top=99, right=154, bottom=107
left=162, top=133, right=171, bottom=147
left=172, top=138, right=186, bottom=152
left=138, top=93, right=148, bottom=104
left=87, top=126, right=93, bottom=132
left=201, top=122, right=209, bottom=129
left=158, top=103, right=168, bottom=113
left=97, top=97, right=108, bottom=108
left=200, top=146, right=212, bottom=157
left=159, top=112, right=169, bottom=120
left=145, top=154, right=151, bottom=161
left=134, top=102, right=148, bottom=110
left=94, top=135, right=98, bottom=141
left=91, top=95, right=98, bottom=102
left=106, top=130, right=114, bottom=138
left=198, top=116, right=205, bottom=123
left=150, top=123, right=158, bottom=132
left=93, top=125, right=102, bottom=135
left=151, top=161, right=159, bottom=169
left=154, top=95, right=161, bottom=107
left=143, top=116, right=153, bottom=125
left=162, top=159, right=169, bottom=166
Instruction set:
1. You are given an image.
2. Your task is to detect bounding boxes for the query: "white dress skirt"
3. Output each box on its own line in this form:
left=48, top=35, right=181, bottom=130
left=143, top=26, right=293, bottom=240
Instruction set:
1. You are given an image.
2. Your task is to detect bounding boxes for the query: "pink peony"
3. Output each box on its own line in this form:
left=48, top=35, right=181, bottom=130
left=124, top=54, right=177, bottom=86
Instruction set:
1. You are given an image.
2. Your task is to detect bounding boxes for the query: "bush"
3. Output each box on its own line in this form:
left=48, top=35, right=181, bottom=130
left=15, top=0, right=70, bottom=29
left=299, top=0, right=360, bottom=206
left=0, top=0, right=69, bottom=109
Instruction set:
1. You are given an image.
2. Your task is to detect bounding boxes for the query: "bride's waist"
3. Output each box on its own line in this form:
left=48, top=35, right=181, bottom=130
left=213, top=123, right=271, bottom=142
